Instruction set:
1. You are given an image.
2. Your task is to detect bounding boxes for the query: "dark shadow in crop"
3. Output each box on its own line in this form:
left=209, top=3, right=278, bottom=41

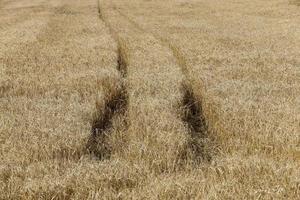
left=87, top=88, right=127, bottom=160
left=181, top=85, right=213, bottom=164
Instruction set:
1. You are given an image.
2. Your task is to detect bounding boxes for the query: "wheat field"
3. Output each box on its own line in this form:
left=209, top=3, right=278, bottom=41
left=0, top=0, right=299, bottom=199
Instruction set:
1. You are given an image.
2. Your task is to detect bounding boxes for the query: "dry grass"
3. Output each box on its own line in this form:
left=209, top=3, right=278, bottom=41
left=1, top=0, right=299, bottom=199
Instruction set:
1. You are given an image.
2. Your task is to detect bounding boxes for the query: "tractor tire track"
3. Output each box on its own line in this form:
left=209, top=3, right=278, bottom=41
left=98, top=0, right=210, bottom=171
left=87, top=85, right=128, bottom=159
left=86, top=0, right=129, bottom=160
left=112, top=6, right=214, bottom=163
left=1, top=0, right=123, bottom=162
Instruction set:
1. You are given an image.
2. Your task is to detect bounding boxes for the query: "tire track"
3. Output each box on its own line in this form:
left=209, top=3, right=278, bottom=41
left=1, top=0, right=122, bottom=162
left=86, top=0, right=129, bottom=160
left=98, top=0, right=210, bottom=171
left=86, top=49, right=128, bottom=159
left=113, top=6, right=214, bottom=163
left=87, top=86, right=128, bottom=159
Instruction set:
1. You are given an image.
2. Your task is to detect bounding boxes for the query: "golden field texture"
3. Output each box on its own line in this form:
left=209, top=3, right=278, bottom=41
left=1, top=0, right=299, bottom=199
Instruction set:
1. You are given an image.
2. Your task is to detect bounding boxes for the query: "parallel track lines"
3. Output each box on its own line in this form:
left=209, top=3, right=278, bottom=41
left=91, top=0, right=213, bottom=169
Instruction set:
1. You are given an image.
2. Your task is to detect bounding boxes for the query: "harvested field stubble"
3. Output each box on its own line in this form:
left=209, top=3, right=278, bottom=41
left=0, top=0, right=299, bottom=199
